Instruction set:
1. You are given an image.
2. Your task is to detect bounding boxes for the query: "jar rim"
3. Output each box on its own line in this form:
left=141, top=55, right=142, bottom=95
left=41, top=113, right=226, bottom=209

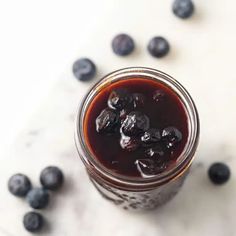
left=75, top=67, right=200, bottom=188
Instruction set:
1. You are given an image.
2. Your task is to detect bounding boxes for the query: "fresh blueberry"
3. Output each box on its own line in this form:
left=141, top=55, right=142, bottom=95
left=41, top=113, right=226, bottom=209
left=8, top=174, right=32, bottom=197
left=172, top=0, right=194, bottom=19
left=120, top=136, right=140, bottom=152
left=208, top=163, right=230, bottom=185
left=72, top=58, right=96, bottom=81
left=23, top=211, right=44, bottom=233
left=153, top=90, right=165, bottom=102
left=121, top=111, right=150, bottom=136
left=147, top=37, right=170, bottom=58
left=162, top=127, right=182, bottom=148
left=96, top=108, right=119, bottom=133
left=132, top=93, right=145, bottom=108
left=108, top=89, right=132, bottom=110
left=40, top=166, right=64, bottom=191
left=26, top=188, right=49, bottom=209
left=141, top=128, right=161, bottom=146
left=112, top=34, right=135, bottom=56
left=135, top=159, right=168, bottom=177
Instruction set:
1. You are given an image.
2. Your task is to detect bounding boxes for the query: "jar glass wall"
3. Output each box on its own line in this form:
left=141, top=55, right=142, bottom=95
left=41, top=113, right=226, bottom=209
left=75, top=67, right=200, bottom=210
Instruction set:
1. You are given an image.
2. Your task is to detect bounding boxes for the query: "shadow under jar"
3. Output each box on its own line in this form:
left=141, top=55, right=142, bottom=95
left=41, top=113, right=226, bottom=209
left=75, top=67, right=199, bottom=210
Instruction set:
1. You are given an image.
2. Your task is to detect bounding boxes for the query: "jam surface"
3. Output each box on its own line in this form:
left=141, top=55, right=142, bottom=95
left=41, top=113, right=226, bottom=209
left=84, top=77, right=188, bottom=178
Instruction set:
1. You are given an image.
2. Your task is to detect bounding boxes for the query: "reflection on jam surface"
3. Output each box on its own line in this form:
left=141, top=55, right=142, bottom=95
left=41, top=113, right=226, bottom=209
left=84, top=78, right=188, bottom=178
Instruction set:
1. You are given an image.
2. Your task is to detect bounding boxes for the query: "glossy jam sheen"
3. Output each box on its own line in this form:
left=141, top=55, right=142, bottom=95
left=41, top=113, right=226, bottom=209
left=84, top=78, right=188, bottom=178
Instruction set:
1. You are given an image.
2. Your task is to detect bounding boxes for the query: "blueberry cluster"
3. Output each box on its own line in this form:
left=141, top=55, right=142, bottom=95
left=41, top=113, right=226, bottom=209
left=72, top=0, right=195, bottom=82
left=96, top=89, right=183, bottom=177
left=8, top=166, right=64, bottom=233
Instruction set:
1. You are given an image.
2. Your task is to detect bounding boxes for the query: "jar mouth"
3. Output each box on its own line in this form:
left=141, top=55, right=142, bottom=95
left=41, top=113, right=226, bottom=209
left=75, top=67, right=200, bottom=188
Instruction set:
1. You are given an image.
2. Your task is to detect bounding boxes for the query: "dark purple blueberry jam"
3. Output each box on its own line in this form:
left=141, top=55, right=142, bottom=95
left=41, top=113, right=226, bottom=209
left=84, top=78, right=188, bottom=178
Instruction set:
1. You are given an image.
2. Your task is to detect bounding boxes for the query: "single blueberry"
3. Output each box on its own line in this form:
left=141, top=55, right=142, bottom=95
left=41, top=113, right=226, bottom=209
left=23, top=211, right=44, bottom=233
left=145, top=145, right=166, bottom=162
left=40, top=166, right=64, bottom=190
left=153, top=90, right=165, bottom=102
left=8, top=174, right=32, bottom=197
left=108, top=89, right=133, bottom=110
left=26, top=188, right=49, bottom=209
left=72, top=58, right=96, bottom=81
left=208, top=163, right=230, bottom=185
left=141, top=128, right=161, bottom=146
left=121, top=111, right=150, bottom=136
left=120, top=136, right=140, bottom=152
left=135, top=159, right=168, bottom=177
left=96, top=108, right=119, bottom=133
left=112, top=34, right=135, bottom=56
left=132, top=93, right=145, bottom=108
left=172, top=0, right=194, bottom=19
left=147, top=37, right=170, bottom=58
left=119, top=109, right=130, bottom=122
left=162, top=127, right=182, bottom=148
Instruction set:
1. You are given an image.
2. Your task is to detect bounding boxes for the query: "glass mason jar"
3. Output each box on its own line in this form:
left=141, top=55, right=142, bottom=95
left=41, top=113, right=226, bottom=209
left=75, top=67, right=200, bottom=210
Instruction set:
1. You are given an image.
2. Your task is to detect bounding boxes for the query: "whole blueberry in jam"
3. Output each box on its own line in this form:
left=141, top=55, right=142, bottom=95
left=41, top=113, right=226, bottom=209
left=108, top=89, right=132, bottom=110
left=153, top=90, right=165, bottom=102
left=120, top=136, right=140, bottom=152
left=96, top=108, right=119, bottom=134
left=141, top=128, right=161, bottom=146
left=145, top=145, right=165, bottom=160
left=119, top=109, right=130, bottom=122
left=112, top=34, right=135, bottom=56
left=132, top=93, right=145, bottom=108
left=121, top=111, right=150, bottom=136
left=135, top=159, right=168, bottom=177
left=162, top=127, right=182, bottom=148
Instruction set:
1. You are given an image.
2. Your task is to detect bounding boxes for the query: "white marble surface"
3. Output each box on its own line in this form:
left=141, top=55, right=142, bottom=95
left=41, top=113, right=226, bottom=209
left=1, top=0, right=236, bottom=235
